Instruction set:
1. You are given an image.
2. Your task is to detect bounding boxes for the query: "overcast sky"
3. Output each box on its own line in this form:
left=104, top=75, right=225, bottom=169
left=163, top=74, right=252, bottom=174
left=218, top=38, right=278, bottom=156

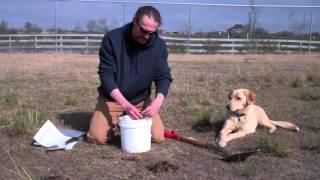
left=1, top=0, right=319, bottom=32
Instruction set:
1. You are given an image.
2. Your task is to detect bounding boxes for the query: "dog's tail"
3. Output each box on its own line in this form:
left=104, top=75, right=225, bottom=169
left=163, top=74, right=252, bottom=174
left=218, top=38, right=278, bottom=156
left=271, top=121, right=300, bottom=131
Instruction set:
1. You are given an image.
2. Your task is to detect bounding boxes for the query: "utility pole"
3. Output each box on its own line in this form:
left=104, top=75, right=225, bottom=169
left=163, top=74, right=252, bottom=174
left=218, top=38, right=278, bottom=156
left=187, top=0, right=191, bottom=54
left=308, top=7, right=314, bottom=53
left=249, top=0, right=254, bottom=52
left=123, top=1, right=126, bottom=24
left=55, top=0, right=57, bottom=53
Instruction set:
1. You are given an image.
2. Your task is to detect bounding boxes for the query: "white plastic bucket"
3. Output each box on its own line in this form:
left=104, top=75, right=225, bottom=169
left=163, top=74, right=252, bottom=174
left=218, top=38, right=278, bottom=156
left=118, top=115, right=153, bottom=153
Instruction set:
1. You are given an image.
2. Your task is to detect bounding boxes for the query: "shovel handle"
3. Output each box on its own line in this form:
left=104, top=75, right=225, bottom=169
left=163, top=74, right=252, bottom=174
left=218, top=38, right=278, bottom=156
left=177, top=136, right=206, bottom=147
left=164, top=130, right=205, bottom=147
left=164, top=131, right=229, bottom=155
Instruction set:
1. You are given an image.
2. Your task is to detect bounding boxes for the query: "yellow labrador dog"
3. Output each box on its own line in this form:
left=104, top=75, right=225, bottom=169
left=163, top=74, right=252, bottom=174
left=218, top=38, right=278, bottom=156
left=218, top=89, right=299, bottom=147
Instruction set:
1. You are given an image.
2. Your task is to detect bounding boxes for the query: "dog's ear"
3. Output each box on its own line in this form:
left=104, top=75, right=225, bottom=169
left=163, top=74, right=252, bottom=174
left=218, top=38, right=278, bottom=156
left=245, top=89, right=256, bottom=104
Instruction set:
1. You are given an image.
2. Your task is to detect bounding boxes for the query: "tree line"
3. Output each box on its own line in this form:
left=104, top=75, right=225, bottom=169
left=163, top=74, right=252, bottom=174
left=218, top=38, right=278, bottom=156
left=0, top=19, right=110, bottom=34
left=1, top=19, right=319, bottom=41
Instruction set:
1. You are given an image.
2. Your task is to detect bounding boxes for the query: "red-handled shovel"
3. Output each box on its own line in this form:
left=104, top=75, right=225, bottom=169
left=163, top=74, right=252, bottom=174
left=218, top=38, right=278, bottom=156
left=164, top=130, right=260, bottom=162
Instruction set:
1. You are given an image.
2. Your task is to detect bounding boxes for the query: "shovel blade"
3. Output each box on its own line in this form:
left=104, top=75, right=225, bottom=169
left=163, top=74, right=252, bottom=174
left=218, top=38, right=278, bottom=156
left=221, top=148, right=260, bottom=162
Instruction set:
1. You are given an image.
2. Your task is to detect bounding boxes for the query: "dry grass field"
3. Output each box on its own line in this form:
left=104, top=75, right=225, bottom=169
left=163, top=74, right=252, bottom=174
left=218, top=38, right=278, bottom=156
left=0, top=53, right=320, bottom=179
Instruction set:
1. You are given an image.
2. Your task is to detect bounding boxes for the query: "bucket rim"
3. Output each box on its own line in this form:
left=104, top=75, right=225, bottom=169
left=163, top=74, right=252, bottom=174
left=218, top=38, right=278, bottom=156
left=119, top=115, right=152, bottom=127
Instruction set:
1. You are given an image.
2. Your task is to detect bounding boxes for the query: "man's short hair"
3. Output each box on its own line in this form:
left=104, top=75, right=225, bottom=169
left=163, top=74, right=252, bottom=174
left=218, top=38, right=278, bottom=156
left=134, top=6, right=162, bottom=25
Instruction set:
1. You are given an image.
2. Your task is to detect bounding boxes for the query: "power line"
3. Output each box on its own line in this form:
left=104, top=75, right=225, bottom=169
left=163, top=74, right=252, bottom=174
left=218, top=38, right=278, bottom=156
left=52, top=0, right=320, bottom=8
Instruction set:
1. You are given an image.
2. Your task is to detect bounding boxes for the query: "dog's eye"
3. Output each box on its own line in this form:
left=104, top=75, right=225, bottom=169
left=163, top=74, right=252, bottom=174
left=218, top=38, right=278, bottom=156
left=236, top=97, right=241, bottom=100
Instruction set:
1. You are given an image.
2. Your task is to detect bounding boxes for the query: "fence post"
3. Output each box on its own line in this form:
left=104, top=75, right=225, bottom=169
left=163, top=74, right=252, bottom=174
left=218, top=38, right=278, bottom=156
left=308, top=7, right=314, bottom=53
left=86, top=35, right=89, bottom=53
left=232, top=41, right=235, bottom=54
left=35, top=35, right=37, bottom=52
left=60, top=36, right=63, bottom=52
left=8, top=35, right=12, bottom=53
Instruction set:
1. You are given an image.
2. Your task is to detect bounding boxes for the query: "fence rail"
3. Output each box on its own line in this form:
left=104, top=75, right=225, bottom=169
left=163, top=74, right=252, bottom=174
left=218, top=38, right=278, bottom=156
left=0, top=34, right=319, bottom=54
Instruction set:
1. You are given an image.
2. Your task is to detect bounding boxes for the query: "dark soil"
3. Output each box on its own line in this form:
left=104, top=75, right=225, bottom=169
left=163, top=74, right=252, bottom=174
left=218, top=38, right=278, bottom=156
left=0, top=53, right=319, bottom=179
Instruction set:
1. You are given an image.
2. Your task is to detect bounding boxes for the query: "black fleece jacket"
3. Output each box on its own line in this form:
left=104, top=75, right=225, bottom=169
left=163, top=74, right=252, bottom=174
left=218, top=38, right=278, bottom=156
left=97, top=22, right=172, bottom=104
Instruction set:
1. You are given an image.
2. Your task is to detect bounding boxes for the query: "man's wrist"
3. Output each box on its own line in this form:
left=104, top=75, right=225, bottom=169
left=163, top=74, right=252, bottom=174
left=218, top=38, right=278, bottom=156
left=155, top=93, right=165, bottom=102
left=119, top=99, right=130, bottom=108
left=110, top=88, right=130, bottom=108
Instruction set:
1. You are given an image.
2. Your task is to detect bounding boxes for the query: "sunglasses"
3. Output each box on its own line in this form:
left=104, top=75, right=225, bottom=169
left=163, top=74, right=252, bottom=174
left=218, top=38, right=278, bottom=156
left=137, top=23, right=157, bottom=35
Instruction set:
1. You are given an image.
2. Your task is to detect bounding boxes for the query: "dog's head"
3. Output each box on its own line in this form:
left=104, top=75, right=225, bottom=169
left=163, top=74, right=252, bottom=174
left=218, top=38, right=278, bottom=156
left=226, top=89, right=256, bottom=114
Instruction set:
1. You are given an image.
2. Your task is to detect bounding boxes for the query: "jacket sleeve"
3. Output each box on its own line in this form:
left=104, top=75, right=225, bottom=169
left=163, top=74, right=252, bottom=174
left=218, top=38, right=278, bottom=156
left=154, top=42, right=173, bottom=97
left=98, top=34, right=118, bottom=95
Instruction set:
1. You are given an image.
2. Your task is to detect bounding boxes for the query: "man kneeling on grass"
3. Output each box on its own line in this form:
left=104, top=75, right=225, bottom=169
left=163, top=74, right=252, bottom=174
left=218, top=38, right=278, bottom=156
left=87, top=6, right=172, bottom=144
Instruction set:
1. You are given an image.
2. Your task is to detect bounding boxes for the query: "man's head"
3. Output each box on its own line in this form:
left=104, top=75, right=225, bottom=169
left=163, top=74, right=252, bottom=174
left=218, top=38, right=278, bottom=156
left=132, top=6, right=161, bottom=44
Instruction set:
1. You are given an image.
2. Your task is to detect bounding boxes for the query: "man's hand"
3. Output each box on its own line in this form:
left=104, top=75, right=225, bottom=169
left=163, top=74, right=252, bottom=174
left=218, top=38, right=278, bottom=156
left=123, top=103, right=143, bottom=120
left=141, top=93, right=164, bottom=117
left=110, top=88, right=143, bottom=120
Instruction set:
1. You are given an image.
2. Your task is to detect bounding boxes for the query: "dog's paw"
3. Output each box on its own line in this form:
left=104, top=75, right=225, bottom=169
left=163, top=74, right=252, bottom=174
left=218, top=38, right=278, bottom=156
left=218, top=140, right=227, bottom=147
left=269, top=127, right=276, bottom=134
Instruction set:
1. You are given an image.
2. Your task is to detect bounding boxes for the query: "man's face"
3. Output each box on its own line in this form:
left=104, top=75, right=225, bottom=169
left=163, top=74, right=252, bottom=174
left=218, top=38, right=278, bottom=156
left=132, top=15, right=159, bottom=44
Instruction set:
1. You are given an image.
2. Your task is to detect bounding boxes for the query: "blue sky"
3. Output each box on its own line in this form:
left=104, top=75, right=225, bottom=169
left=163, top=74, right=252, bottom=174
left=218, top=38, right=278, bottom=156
left=1, top=0, right=319, bottom=33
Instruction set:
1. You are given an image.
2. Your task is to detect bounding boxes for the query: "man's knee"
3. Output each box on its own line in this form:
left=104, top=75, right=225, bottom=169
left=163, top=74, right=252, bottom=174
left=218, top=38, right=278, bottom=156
left=86, top=132, right=108, bottom=144
left=151, top=114, right=165, bottom=143
left=152, top=135, right=165, bottom=143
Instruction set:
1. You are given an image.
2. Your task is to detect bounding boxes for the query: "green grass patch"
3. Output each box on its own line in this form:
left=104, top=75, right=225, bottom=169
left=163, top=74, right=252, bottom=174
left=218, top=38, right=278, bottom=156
left=275, top=75, right=288, bottom=85
left=291, top=77, right=305, bottom=88
left=89, top=79, right=101, bottom=86
left=240, top=162, right=256, bottom=177
left=4, top=92, right=19, bottom=107
left=192, top=110, right=211, bottom=127
left=197, top=97, right=211, bottom=106
left=179, top=94, right=191, bottom=106
left=298, top=88, right=320, bottom=101
left=64, top=95, right=79, bottom=106
left=257, top=135, right=289, bottom=158
left=306, top=71, right=320, bottom=87
left=10, top=107, right=46, bottom=136
left=3, top=79, right=19, bottom=88
left=0, top=115, right=11, bottom=127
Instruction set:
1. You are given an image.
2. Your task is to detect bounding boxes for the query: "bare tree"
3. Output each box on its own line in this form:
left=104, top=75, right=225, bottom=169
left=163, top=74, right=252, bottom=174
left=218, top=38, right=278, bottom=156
left=24, top=22, right=33, bottom=32
left=289, top=10, right=309, bottom=36
left=0, top=20, right=9, bottom=33
left=74, top=22, right=83, bottom=32
left=98, top=18, right=109, bottom=33
left=24, top=22, right=42, bottom=33
left=86, top=20, right=98, bottom=33
left=87, top=19, right=109, bottom=33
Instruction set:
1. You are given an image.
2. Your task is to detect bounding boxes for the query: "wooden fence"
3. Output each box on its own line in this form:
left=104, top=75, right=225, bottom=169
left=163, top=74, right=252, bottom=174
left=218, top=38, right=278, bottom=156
left=0, top=34, right=319, bottom=54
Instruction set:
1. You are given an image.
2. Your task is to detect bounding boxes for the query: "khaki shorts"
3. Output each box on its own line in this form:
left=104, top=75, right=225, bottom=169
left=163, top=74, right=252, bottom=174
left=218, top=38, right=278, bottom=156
left=87, top=96, right=165, bottom=144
